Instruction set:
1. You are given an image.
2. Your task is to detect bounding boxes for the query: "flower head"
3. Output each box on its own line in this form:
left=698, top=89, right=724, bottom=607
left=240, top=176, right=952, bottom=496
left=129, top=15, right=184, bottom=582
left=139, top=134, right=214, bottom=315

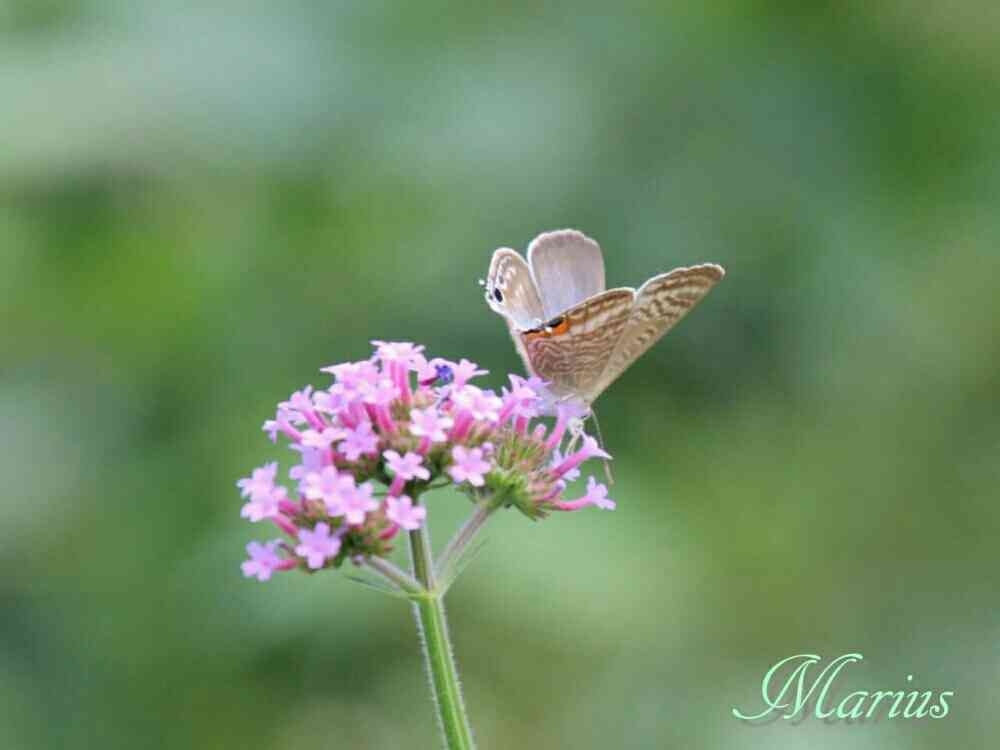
left=236, top=341, right=615, bottom=582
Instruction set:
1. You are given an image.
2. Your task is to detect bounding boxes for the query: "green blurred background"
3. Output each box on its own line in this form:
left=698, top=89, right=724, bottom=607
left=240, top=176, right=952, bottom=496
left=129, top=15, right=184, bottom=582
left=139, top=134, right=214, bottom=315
left=3, top=2, right=998, bottom=748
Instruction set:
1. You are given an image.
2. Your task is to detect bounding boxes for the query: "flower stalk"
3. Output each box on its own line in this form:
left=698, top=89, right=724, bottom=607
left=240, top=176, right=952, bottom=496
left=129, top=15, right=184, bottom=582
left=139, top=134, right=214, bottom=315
left=236, top=341, right=619, bottom=746
left=409, top=515, right=477, bottom=750
left=435, top=498, right=500, bottom=590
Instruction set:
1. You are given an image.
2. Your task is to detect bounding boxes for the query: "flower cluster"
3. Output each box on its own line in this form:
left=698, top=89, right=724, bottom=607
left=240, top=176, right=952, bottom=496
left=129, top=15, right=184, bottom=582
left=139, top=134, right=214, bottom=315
left=238, top=341, right=615, bottom=581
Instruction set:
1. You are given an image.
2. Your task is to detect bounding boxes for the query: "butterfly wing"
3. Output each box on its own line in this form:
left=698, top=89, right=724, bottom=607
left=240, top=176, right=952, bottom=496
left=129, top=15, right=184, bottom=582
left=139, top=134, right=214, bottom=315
left=484, top=248, right=547, bottom=377
left=518, top=288, right=635, bottom=400
left=484, top=248, right=546, bottom=329
left=526, top=229, right=606, bottom=319
left=582, top=263, right=725, bottom=402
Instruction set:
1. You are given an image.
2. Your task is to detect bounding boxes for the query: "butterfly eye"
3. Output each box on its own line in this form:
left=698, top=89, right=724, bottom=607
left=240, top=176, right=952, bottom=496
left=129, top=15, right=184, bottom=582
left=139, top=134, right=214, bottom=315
left=492, top=288, right=504, bottom=303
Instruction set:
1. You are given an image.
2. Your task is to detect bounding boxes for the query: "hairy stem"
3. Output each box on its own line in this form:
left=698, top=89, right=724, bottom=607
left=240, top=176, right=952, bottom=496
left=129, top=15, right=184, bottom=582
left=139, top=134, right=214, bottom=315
left=409, top=522, right=476, bottom=750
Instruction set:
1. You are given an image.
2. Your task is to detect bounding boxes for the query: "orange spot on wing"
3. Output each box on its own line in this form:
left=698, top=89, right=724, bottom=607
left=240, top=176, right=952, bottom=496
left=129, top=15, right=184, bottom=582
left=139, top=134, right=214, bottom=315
left=550, top=318, right=570, bottom=335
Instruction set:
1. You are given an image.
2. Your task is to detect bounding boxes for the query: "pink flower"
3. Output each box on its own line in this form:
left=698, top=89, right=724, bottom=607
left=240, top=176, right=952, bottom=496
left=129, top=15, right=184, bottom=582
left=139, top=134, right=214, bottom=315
left=553, top=476, right=616, bottom=512
left=302, top=467, right=355, bottom=515
left=385, top=495, right=427, bottom=531
left=262, top=407, right=303, bottom=443
left=241, top=540, right=287, bottom=581
left=519, top=374, right=549, bottom=393
left=295, top=522, right=342, bottom=569
left=384, top=450, right=430, bottom=481
left=371, top=340, right=425, bottom=367
left=360, top=377, right=399, bottom=406
left=412, top=354, right=442, bottom=385
left=385, top=450, right=431, bottom=496
left=500, top=374, right=543, bottom=422
left=342, top=481, right=378, bottom=524
left=289, top=444, right=326, bottom=490
left=452, top=386, right=503, bottom=423
left=359, top=378, right=400, bottom=432
left=339, top=421, right=380, bottom=461
left=448, top=358, right=488, bottom=388
left=322, top=361, right=380, bottom=393
left=262, top=419, right=281, bottom=443
left=583, top=477, right=616, bottom=510
left=240, top=483, right=288, bottom=522
left=448, top=445, right=492, bottom=487
left=238, top=463, right=289, bottom=521
left=278, top=386, right=315, bottom=425
left=409, top=406, right=453, bottom=443
left=237, top=462, right=279, bottom=501
left=551, top=435, right=611, bottom=479
left=300, top=427, right=345, bottom=450
left=549, top=449, right=580, bottom=482
left=312, top=387, right=348, bottom=415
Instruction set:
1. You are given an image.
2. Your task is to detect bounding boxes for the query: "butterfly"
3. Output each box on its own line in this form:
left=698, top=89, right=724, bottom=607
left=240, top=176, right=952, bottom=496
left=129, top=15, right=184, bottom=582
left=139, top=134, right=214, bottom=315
left=483, top=229, right=725, bottom=408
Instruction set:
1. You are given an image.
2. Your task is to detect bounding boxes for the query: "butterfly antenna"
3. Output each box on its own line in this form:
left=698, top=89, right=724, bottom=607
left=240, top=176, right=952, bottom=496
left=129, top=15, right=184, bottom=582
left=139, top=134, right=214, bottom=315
left=589, top=407, right=615, bottom=485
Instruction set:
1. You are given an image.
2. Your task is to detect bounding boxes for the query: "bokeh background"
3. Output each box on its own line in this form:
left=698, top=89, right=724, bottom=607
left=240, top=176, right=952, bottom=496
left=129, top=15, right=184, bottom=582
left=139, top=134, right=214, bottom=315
left=3, top=2, right=999, bottom=748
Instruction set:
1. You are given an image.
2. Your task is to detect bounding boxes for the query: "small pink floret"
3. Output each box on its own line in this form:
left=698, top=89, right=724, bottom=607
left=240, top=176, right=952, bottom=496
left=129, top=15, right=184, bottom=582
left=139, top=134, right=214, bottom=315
left=295, top=522, right=342, bottom=569
left=448, top=445, right=492, bottom=487
left=385, top=495, right=427, bottom=531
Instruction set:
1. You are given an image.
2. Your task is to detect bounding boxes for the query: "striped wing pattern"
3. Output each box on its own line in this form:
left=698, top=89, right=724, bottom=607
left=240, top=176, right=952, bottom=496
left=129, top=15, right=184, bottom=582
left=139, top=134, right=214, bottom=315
left=586, top=263, right=725, bottom=401
left=519, top=289, right=635, bottom=399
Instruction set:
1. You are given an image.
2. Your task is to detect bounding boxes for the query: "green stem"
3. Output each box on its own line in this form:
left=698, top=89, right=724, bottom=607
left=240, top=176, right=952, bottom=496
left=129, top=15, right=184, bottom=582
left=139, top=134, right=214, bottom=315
left=365, top=556, right=423, bottom=596
left=408, top=524, right=476, bottom=750
left=435, top=499, right=497, bottom=589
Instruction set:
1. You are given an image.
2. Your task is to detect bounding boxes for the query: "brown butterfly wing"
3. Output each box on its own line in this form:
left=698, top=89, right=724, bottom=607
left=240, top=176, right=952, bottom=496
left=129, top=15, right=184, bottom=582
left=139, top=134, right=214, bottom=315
left=585, top=263, right=725, bottom=401
left=518, top=288, right=635, bottom=400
